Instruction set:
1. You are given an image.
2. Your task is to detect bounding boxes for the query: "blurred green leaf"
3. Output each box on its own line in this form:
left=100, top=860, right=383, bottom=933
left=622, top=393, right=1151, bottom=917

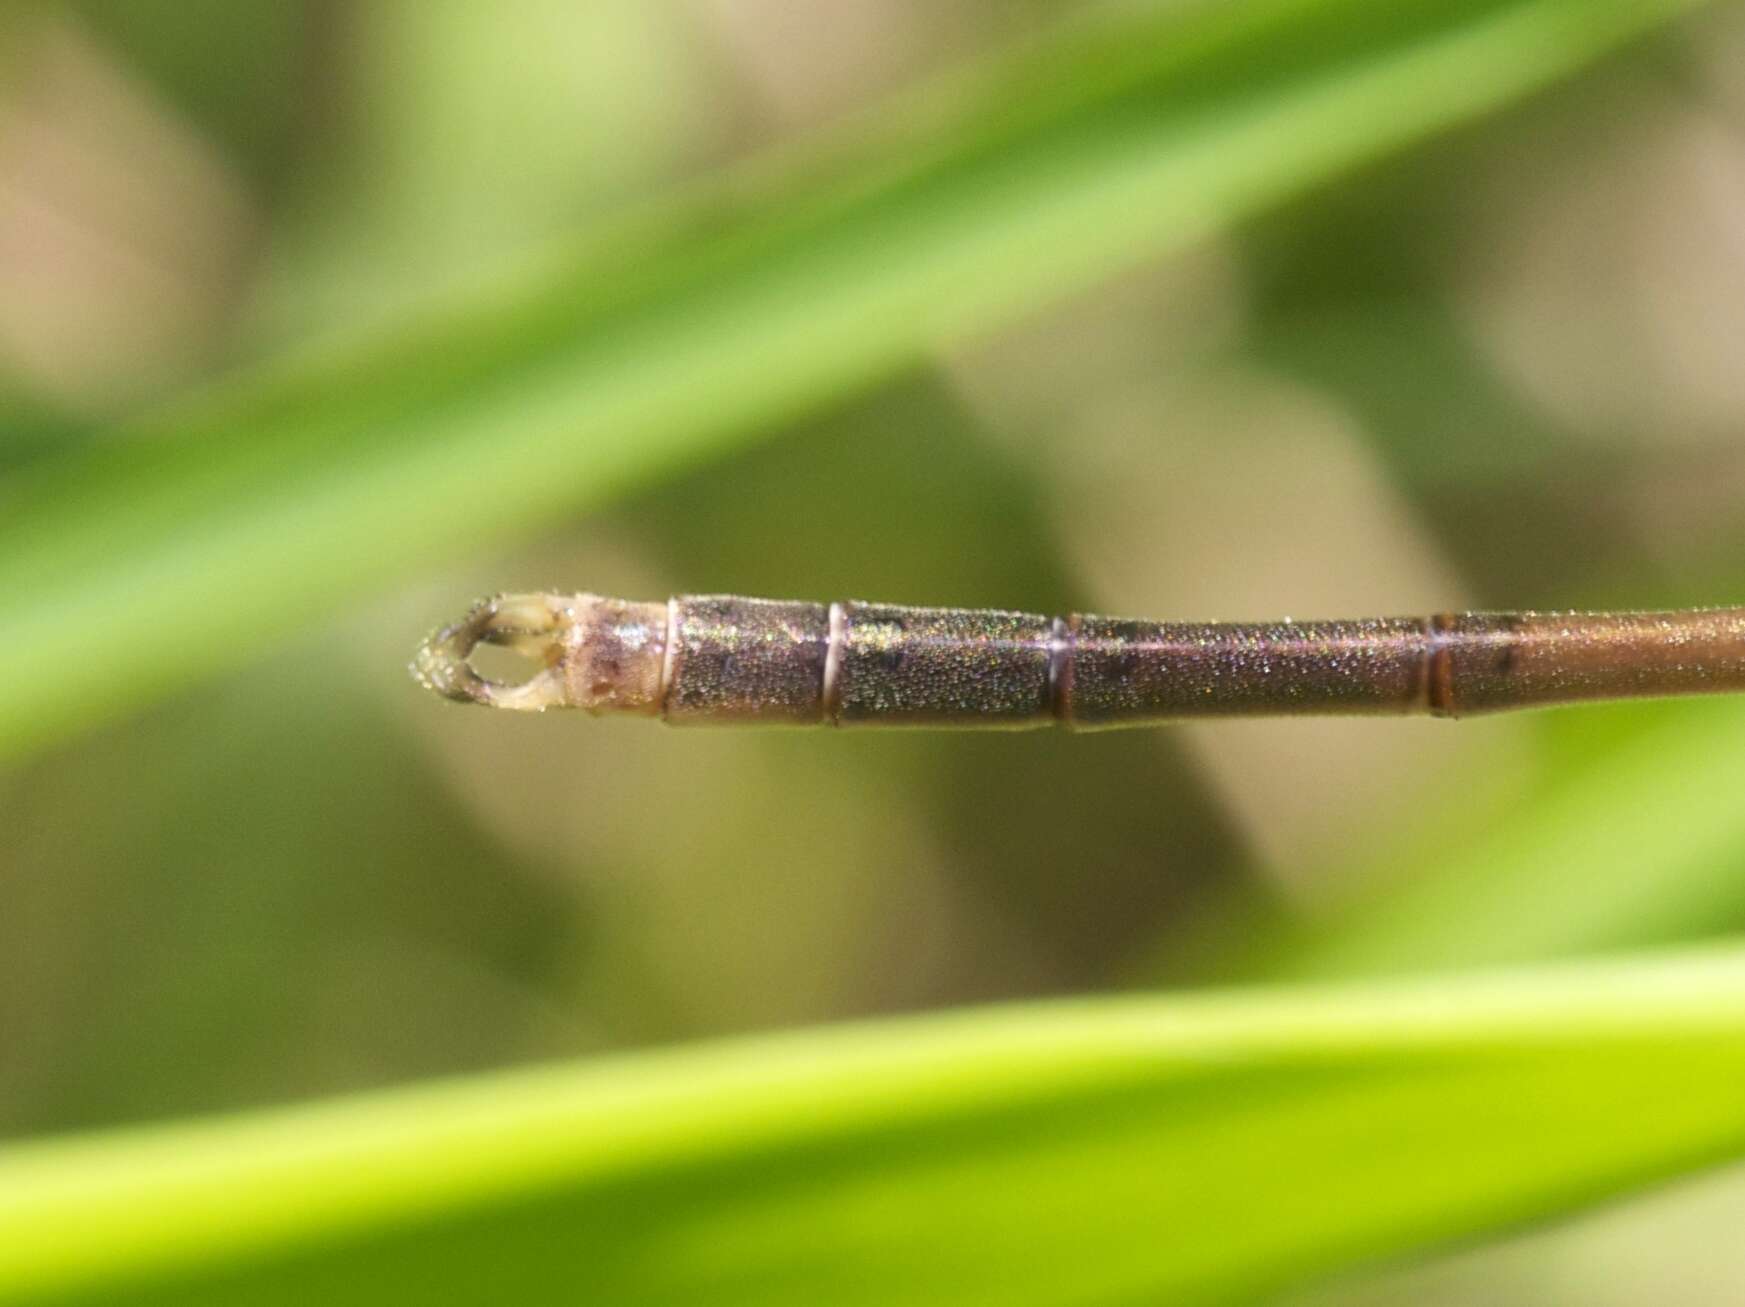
left=0, top=0, right=1710, bottom=759
left=5, top=947, right=1745, bottom=1306
left=64, top=0, right=309, bottom=190
left=1276, top=699, right=1745, bottom=978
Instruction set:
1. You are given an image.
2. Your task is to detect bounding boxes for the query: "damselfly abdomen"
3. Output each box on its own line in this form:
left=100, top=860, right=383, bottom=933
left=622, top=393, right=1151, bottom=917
left=411, top=593, right=1745, bottom=728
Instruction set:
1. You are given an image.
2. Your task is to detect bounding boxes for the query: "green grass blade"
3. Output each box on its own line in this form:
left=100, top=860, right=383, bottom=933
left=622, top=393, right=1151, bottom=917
left=5, top=947, right=1745, bottom=1305
left=0, top=0, right=1708, bottom=759
left=1274, top=701, right=1745, bottom=978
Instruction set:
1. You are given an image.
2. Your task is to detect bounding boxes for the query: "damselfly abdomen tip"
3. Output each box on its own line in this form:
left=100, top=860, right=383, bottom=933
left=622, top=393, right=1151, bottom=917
left=412, top=592, right=666, bottom=713
left=413, top=592, right=1745, bottom=729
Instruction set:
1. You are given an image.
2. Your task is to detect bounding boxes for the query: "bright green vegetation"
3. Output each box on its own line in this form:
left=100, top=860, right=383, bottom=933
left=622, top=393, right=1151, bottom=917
left=2, top=0, right=1740, bottom=1304
left=7, top=949, right=1745, bottom=1306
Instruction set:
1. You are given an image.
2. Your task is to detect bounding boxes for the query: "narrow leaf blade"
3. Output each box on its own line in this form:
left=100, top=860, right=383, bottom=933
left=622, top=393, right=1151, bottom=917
left=4, top=948, right=1745, bottom=1306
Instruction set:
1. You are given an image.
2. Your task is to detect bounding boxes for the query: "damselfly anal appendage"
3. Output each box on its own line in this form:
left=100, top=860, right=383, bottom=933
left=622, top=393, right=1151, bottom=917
left=411, top=593, right=1745, bottom=728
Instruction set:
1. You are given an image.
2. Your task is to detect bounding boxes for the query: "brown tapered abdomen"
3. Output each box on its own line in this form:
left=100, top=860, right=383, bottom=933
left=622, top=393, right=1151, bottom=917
left=1059, top=608, right=1745, bottom=725
left=1062, top=616, right=1431, bottom=725
left=662, top=603, right=1745, bottom=726
left=660, top=601, right=1745, bottom=726
left=1423, top=608, right=1745, bottom=717
left=414, top=593, right=1745, bottom=725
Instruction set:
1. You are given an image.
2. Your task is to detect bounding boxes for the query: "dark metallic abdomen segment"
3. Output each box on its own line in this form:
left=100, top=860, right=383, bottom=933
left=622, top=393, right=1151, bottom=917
left=1063, top=616, right=1430, bottom=726
left=664, top=596, right=829, bottom=723
left=832, top=602, right=1053, bottom=727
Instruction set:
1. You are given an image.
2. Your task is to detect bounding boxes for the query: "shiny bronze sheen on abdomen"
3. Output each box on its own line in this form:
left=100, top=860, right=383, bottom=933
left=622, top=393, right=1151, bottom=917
left=413, top=593, right=1745, bottom=727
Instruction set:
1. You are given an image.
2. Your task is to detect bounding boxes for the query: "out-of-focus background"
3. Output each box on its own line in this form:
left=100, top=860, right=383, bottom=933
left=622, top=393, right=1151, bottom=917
left=5, top=1, right=1745, bottom=1302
